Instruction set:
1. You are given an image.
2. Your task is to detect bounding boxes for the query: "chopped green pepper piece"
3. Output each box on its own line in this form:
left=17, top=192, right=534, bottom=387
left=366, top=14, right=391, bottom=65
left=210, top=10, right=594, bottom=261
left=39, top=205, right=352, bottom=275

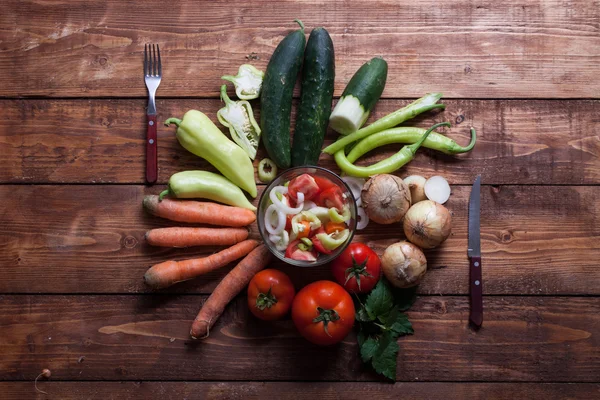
left=308, top=206, right=331, bottom=223
left=300, top=237, right=313, bottom=247
left=258, top=158, right=278, bottom=183
left=217, top=85, right=261, bottom=160
left=292, top=211, right=322, bottom=235
left=315, top=229, right=350, bottom=251
left=221, top=64, right=264, bottom=100
left=328, top=206, right=351, bottom=223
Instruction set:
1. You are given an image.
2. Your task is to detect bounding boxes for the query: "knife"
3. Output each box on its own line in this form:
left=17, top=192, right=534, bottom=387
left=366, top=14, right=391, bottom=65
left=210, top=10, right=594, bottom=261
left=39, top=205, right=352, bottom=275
left=468, top=175, right=483, bottom=328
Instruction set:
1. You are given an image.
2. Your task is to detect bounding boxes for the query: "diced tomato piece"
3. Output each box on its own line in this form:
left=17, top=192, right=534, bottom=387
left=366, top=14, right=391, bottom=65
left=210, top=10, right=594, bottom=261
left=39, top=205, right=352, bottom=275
left=313, top=176, right=337, bottom=193
left=285, top=214, right=293, bottom=231
left=285, top=239, right=318, bottom=261
left=311, top=228, right=332, bottom=255
left=317, top=186, right=346, bottom=211
left=284, top=193, right=297, bottom=208
left=288, top=174, right=320, bottom=202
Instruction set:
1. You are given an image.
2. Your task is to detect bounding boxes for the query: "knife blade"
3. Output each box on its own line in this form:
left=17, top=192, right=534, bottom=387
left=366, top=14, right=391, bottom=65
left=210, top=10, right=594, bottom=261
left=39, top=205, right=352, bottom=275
left=468, top=175, right=483, bottom=328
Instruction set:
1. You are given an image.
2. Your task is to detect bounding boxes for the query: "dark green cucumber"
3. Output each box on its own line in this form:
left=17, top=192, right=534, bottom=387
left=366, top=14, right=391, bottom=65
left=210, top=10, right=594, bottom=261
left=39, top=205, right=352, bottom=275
left=260, top=20, right=306, bottom=168
left=329, top=57, right=388, bottom=135
left=291, top=27, right=335, bottom=166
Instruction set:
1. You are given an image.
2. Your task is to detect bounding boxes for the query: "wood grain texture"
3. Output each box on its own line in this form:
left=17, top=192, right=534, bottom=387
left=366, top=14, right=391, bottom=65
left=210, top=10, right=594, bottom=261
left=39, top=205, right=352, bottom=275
left=1, top=0, right=599, bottom=98
left=1, top=185, right=598, bottom=295
left=1, top=295, right=598, bottom=382
left=2, top=99, right=599, bottom=185
left=1, top=382, right=598, bottom=400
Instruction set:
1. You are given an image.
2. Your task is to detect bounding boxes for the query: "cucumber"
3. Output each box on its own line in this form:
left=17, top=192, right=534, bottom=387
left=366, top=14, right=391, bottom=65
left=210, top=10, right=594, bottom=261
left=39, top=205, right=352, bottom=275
left=291, top=27, right=335, bottom=167
left=329, top=57, right=388, bottom=135
left=260, top=20, right=306, bottom=168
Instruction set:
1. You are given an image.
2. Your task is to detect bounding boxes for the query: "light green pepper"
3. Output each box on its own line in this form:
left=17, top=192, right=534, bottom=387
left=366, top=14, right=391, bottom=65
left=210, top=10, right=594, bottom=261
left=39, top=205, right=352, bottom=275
left=221, top=64, right=264, bottom=100
left=159, top=170, right=256, bottom=211
left=165, top=110, right=257, bottom=198
left=315, top=229, right=350, bottom=251
left=291, top=211, right=322, bottom=235
left=308, top=206, right=330, bottom=222
left=217, top=85, right=261, bottom=160
left=328, top=206, right=351, bottom=223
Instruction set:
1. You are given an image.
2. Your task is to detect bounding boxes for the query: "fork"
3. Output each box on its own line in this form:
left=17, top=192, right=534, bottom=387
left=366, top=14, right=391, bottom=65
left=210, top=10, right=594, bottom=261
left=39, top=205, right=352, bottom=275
left=144, top=44, right=162, bottom=184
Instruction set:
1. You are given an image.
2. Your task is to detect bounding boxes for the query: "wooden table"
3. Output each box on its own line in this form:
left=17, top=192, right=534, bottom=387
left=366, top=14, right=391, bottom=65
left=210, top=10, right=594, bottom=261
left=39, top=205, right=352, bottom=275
left=1, top=1, right=599, bottom=398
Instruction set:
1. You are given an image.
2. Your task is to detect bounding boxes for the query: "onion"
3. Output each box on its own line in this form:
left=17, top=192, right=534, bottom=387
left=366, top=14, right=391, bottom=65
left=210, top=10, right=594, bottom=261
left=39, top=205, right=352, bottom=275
left=342, top=176, right=365, bottom=206
left=356, top=205, right=369, bottom=230
left=269, top=186, right=304, bottom=214
left=403, top=200, right=452, bottom=249
left=302, top=200, right=317, bottom=211
left=270, top=231, right=289, bottom=251
left=381, top=241, right=427, bottom=288
left=361, top=174, right=411, bottom=224
left=264, top=204, right=286, bottom=235
left=424, top=175, right=451, bottom=204
left=403, top=175, right=427, bottom=204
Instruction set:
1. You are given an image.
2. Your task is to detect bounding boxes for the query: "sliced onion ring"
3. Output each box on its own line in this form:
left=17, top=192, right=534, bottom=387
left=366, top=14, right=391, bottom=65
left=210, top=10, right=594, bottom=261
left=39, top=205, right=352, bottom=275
left=264, top=204, right=286, bottom=235
left=303, top=200, right=317, bottom=211
left=269, top=186, right=304, bottom=214
left=342, top=176, right=365, bottom=207
left=357, top=205, right=369, bottom=230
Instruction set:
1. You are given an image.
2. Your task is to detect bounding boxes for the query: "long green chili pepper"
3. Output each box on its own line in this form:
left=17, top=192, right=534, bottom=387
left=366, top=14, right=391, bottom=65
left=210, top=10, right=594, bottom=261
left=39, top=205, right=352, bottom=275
left=322, top=93, right=445, bottom=155
left=334, top=122, right=451, bottom=178
left=346, top=126, right=476, bottom=163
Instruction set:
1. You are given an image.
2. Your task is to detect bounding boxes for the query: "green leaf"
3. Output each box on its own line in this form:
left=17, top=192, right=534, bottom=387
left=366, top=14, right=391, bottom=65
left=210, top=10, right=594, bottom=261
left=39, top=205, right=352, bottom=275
left=365, top=279, right=394, bottom=319
left=392, top=286, right=418, bottom=312
left=360, top=336, right=378, bottom=362
left=371, top=331, right=399, bottom=380
left=357, top=330, right=366, bottom=348
left=385, top=307, right=414, bottom=337
left=356, top=305, right=374, bottom=322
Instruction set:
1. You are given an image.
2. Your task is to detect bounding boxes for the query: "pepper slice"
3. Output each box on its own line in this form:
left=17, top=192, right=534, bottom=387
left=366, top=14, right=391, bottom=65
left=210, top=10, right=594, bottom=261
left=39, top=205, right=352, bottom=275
left=314, top=229, right=350, bottom=251
left=328, top=206, right=351, bottom=223
left=291, top=211, right=322, bottom=236
left=258, top=158, right=278, bottom=183
left=217, top=85, right=261, bottom=160
left=221, top=64, right=264, bottom=100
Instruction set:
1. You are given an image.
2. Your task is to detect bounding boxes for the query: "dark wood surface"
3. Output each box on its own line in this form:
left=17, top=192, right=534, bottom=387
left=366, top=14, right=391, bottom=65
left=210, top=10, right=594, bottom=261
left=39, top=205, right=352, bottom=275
left=1, top=0, right=598, bottom=397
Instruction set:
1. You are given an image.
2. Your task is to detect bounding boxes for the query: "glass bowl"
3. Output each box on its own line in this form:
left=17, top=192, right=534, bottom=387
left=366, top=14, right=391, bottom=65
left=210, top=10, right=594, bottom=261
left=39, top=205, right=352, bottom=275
left=257, top=166, right=357, bottom=267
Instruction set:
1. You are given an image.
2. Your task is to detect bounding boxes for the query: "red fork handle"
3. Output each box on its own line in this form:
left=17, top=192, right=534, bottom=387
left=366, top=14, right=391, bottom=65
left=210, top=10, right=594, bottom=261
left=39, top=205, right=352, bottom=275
left=146, top=114, right=158, bottom=184
left=469, top=255, right=483, bottom=328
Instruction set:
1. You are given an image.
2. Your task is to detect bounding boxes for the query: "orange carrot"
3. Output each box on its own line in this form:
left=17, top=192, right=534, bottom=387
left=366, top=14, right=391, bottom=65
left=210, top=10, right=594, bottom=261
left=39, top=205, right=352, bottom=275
left=143, top=195, right=256, bottom=227
left=190, top=244, right=271, bottom=339
left=145, top=227, right=248, bottom=248
left=144, top=239, right=259, bottom=289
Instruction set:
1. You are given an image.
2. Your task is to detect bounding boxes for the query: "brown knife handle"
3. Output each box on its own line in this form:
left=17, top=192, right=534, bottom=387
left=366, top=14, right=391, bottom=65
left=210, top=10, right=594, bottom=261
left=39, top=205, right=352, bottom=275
left=469, top=255, right=483, bottom=328
left=146, top=114, right=158, bottom=184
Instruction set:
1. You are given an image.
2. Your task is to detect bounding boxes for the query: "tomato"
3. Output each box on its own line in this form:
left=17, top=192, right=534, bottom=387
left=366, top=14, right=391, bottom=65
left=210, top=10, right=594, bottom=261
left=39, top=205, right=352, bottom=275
left=288, top=174, right=320, bottom=202
left=285, top=214, right=293, bottom=231
left=317, top=186, right=346, bottom=211
left=285, top=239, right=318, bottom=262
left=313, top=176, right=337, bottom=193
left=325, top=221, right=347, bottom=235
left=291, top=280, right=355, bottom=346
left=331, top=243, right=381, bottom=294
left=248, top=269, right=296, bottom=321
left=311, top=228, right=332, bottom=255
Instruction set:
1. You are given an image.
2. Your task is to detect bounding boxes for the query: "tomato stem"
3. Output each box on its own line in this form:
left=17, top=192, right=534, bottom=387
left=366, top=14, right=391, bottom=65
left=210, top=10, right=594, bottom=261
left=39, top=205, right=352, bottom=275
left=313, top=307, right=340, bottom=337
left=344, top=255, right=373, bottom=291
left=255, top=287, right=278, bottom=310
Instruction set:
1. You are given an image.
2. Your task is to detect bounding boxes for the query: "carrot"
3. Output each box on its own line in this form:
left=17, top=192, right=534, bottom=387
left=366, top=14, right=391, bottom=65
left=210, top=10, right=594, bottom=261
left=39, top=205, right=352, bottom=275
left=144, top=239, right=259, bottom=289
left=145, top=227, right=248, bottom=248
left=190, top=244, right=271, bottom=339
left=143, top=195, right=256, bottom=227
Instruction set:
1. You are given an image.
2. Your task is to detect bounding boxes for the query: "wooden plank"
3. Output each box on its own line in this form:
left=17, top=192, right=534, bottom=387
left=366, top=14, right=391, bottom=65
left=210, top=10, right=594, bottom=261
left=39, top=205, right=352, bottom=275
left=1, top=382, right=598, bottom=400
left=1, top=185, right=598, bottom=295
left=1, top=295, right=598, bottom=381
left=1, top=0, right=598, bottom=98
left=1, top=99, right=599, bottom=185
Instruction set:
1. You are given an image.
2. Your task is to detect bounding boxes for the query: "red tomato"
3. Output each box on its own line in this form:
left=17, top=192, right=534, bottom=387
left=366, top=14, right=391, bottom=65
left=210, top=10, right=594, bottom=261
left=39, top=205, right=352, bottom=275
left=311, top=228, right=332, bottom=255
left=331, top=243, right=381, bottom=294
left=313, top=176, right=337, bottom=193
left=285, top=239, right=318, bottom=262
left=248, top=269, right=296, bottom=321
left=285, top=214, right=293, bottom=231
left=291, top=280, right=355, bottom=346
left=288, top=174, right=320, bottom=202
left=317, top=186, right=346, bottom=211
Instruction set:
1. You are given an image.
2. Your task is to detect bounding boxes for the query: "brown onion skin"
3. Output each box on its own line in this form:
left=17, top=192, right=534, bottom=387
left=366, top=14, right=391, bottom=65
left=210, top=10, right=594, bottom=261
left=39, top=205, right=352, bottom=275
left=381, top=241, right=427, bottom=288
left=403, top=200, right=452, bottom=249
left=361, top=174, right=411, bottom=225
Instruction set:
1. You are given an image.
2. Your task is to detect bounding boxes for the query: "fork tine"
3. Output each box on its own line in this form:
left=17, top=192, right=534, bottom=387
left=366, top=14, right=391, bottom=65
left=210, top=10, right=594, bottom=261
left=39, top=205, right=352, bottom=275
left=153, top=44, right=157, bottom=76
left=144, top=43, right=148, bottom=76
left=157, top=44, right=162, bottom=76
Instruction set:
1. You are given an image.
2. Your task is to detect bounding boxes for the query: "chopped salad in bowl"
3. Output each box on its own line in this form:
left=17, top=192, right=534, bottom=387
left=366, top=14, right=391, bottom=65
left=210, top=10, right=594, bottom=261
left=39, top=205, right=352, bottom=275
left=257, top=166, right=357, bottom=266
